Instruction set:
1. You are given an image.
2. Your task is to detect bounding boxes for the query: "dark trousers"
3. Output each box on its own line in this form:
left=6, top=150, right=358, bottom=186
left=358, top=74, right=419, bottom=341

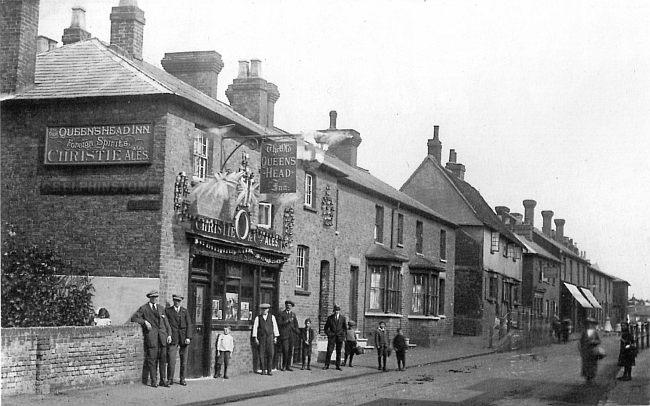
left=325, top=339, right=343, bottom=367
left=281, top=337, right=294, bottom=369
left=214, top=351, right=231, bottom=376
left=144, top=341, right=167, bottom=384
left=396, top=350, right=406, bottom=369
left=259, top=336, right=274, bottom=373
left=377, top=346, right=387, bottom=369
left=302, top=344, right=312, bottom=367
left=343, top=340, right=356, bottom=365
left=167, top=344, right=187, bottom=382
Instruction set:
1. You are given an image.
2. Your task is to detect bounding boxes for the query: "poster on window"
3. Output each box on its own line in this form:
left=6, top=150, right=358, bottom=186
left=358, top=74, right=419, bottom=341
left=225, top=293, right=239, bottom=320
left=212, top=299, right=222, bottom=320
left=241, top=301, right=250, bottom=320
left=195, top=286, right=204, bottom=325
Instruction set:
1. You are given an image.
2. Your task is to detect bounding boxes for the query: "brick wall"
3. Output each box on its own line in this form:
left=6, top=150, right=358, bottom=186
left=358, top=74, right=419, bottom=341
left=1, top=325, right=143, bottom=396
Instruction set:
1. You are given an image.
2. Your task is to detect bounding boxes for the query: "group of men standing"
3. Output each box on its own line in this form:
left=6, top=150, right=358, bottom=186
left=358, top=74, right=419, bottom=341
left=131, top=291, right=192, bottom=388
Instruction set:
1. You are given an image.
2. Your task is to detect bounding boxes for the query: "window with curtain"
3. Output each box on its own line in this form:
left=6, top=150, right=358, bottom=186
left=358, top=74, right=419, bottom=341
left=375, top=206, right=384, bottom=243
left=369, top=264, right=402, bottom=313
left=411, top=271, right=442, bottom=316
left=491, top=232, right=500, bottom=253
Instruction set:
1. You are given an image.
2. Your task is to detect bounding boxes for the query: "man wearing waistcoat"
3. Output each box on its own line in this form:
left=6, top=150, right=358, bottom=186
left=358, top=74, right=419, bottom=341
left=323, top=305, right=347, bottom=370
left=165, top=294, right=192, bottom=386
left=252, top=303, right=279, bottom=376
left=131, top=290, right=172, bottom=388
left=276, top=300, right=299, bottom=371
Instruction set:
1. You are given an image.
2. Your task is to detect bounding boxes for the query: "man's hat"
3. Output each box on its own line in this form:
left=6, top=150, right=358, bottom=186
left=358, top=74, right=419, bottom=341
left=146, top=290, right=159, bottom=298
left=172, top=294, right=184, bottom=301
left=348, top=320, right=356, bottom=326
left=285, top=300, right=295, bottom=307
left=333, top=305, right=341, bottom=311
left=260, top=303, right=271, bottom=309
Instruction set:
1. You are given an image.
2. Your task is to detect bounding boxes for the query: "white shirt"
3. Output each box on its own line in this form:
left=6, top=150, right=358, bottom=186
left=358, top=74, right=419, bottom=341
left=251, top=314, right=279, bottom=338
left=217, top=334, right=235, bottom=352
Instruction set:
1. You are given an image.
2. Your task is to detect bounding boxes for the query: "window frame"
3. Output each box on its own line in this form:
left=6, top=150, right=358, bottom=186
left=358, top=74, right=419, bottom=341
left=415, top=220, right=423, bottom=254
left=397, top=213, right=404, bottom=246
left=369, top=263, right=402, bottom=314
left=258, top=202, right=273, bottom=229
left=490, top=232, right=500, bottom=253
left=374, top=205, right=384, bottom=243
left=411, top=270, right=444, bottom=316
left=193, top=131, right=209, bottom=180
left=439, top=229, right=447, bottom=261
left=488, top=274, right=498, bottom=300
left=296, top=245, right=309, bottom=290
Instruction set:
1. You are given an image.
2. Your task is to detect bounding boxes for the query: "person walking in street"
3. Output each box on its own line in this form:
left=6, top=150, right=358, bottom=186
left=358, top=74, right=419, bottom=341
left=374, top=321, right=389, bottom=372
left=252, top=303, right=279, bottom=376
left=617, top=322, right=638, bottom=381
left=165, top=294, right=192, bottom=386
left=131, top=290, right=172, bottom=388
left=323, top=305, right=346, bottom=370
left=276, top=300, right=299, bottom=371
left=392, top=328, right=408, bottom=371
left=342, top=320, right=357, bottom=367
left=579, top=317, right=602, bottom=382
left=301, top=318, right=315, bottom=370
left=214, top=326, right=234, bottom=379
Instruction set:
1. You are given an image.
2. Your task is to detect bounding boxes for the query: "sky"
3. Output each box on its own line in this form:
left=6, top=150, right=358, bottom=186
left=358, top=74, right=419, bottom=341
left=38, top=0, right=650, bottom=299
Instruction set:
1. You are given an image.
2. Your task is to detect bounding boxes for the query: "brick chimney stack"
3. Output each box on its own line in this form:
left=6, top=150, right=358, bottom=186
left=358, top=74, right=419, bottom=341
left=321, top=110, right=362, bottom=167
left=1, top=0, right=40, bottom=95
left=427, top=125, right=442, bottom=164
left=554, top=219, right=565, bottom=244
left=523, top=199, right=537, bottom=226
left=110, top=0, right=145, bottom=60
left=226, top=59, right=280, bottom=128
left=541, top=210, right=554, bottom=236
left=161, top=51, right=224, bottom=99
left=445, top=149, right=466, bottom=180
left=62, top=6, right=91, bottom=45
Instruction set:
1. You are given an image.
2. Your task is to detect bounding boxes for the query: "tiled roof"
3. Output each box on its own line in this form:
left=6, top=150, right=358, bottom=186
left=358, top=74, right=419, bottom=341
left=408, top=255, right=445, bottom=271
left=365, top=243, right=409, bottom=262
left=513, top=234, right=561, bottom=263
left=532, top=228, right=588, bottom=263
left=14, top=39, right=270, bottom=135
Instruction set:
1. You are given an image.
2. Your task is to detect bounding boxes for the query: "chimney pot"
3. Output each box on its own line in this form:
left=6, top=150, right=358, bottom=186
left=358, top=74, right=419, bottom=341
left=445, top=150, right=465, bottom=180
left=237, top=60, right=249, bottom=78
left=495, top=206, right=510, bottom=216
left=70, top=6, right=86, bottom=29
left=554, top=218, right=566, bottom=243
left=226, top=60, right=280, bottom=128
left=329, top=110, right=337, bottom=129
left=161, top=51, right=224, bottom=99
left=110, top=2, right=146, bottom=60
left=62, top=6, right=92, bottom=45
left=427, top=125, right=442, bottom=163
left=523, top=199, right=537, bottom=227
left=250, top=59, right=262, bottom=77
left=541, top=210, right=554, bottom=236
left=511, top=213, right=524, bottom=224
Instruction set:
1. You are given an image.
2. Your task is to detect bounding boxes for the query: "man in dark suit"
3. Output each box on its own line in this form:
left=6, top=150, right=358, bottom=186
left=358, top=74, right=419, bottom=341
left=323, top=305, right=347, bottom=370
left=165, top=293, right=192, bottom=386
left=131, top=290, right=172, bottom=388
left=276, top=300, right=299, bottom=371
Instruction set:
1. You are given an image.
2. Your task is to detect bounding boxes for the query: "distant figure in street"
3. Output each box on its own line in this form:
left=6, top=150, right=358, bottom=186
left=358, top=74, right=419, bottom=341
left=617, top=322, right=637, bottom=381
left=374, top=321, right=389, bottom=372
left=579, top=317, right=602, bottom=382
left=214, top=326, right=234, bottom=379
left=94, top=308, right=111, bottom=326
left=131, top=290, right=172, bottom=388
left=550, top=313, right=560, bottom=342
left=342, top=320, right=357, bottom=367
left=323, top=305, right=347, bottom=370
left=252, top=303, right=279, bottom=376
left=561, top=318, right=572, bottom=343
left=392, top=328, right=408, bottom=371
left=300, top=318, right=315, bottom=370
left=165, top=294, right=192, bottom=386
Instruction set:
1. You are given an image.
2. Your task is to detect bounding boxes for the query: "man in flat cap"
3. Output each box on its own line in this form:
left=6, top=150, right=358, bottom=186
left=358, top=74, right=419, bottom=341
left=276, top=300, right=299, bottom=371
left=131, top=290, right=172, bottom=387
left=165, top=294, right=192, bottom=386
left=252, top=303, right=279, bottom=376
left=323, top=305, right=347, bottom=370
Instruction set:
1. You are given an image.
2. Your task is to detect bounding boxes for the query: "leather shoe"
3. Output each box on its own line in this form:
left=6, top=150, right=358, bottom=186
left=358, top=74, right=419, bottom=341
left=151, top=384, right=158, bottom=388
left=180, top=380, right=187, bottom=386
left=322, top=366, right=329, bottom=370
left=267, top=371, right=273, bottom=376
left=161, top=382, right=170, bottom=388
left=286, top=367, right=293, bottom=372
left=336, top=367, right=342, bottom=371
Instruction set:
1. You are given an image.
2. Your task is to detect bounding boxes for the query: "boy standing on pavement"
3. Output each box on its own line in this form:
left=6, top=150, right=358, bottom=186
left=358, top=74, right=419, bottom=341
left=301, top=318, right=315, bottom=370
left=214, top=326, right=234, bottom=379
left=374, top=321, right=389, bottom=372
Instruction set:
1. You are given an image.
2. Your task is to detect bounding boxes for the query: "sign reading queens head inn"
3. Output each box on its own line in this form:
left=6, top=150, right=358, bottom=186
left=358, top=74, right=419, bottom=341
left=45, top=124, right=154, bottom=165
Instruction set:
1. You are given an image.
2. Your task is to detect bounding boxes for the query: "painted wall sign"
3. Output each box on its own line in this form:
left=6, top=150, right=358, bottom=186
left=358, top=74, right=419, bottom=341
left=543, top=266, right=559, bottom=279
left=41, top=180, right=160, bottom=195
left=259, top=140, right=296, bottom=193
left=127, top=200, right=162, bottom=211
left=191, top=213, right=290, bottom=252
left=44, top=123, right=154, bottom=165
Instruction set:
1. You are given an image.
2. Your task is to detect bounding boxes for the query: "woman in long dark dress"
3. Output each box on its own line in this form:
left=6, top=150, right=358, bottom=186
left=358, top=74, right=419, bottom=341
left=579, top=317, right=601, bottom=382
left=617, top=322, right=637, bottom=381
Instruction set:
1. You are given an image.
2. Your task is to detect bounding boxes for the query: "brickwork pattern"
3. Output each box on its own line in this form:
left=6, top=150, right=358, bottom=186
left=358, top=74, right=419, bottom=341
left=1, top=325, right=143, bottom=396
left=0, top=0, right=39, bottom=94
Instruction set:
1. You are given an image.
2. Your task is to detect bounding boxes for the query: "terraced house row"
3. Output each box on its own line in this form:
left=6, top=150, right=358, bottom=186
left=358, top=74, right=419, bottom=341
left=1, top=0, right=629, bottom=384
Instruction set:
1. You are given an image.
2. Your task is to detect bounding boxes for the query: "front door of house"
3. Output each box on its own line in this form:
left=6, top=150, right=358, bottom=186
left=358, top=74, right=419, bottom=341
left=187, top=278, right=210, bottom=377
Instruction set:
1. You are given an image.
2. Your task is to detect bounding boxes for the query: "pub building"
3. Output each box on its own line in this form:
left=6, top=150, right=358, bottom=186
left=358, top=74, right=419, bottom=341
left=1, top=0, right=457, bottom=378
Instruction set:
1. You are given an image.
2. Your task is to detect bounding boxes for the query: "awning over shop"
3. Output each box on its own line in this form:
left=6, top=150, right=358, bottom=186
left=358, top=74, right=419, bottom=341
left=580, top=287, right=602, bottom=309
left=564, top=282, right=593, bottom=308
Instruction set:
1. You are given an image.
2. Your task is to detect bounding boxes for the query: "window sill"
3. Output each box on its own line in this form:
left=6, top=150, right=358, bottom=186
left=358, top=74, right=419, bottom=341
left=294, top=290, right=311, bottom=297
left=303, top=205, right=317, bottom=213
left=408, top=315, right=440, bottom=320
left=365, top=312, right=403, bottom=318
left=440, top=259, right=447, bottom=264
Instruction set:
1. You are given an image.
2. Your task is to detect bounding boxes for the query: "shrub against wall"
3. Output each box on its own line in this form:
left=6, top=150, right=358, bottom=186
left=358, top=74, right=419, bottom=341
left=1, top=224, right=95, bottom=327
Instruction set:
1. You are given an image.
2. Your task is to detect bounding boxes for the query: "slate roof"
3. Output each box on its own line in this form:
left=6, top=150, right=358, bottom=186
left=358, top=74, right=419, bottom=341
left=11, top=39, right=270, bottom=135
left=513, top=233, right=561, bottom=263
left=365, top=243, right=409, bottom=262
left=532, top=228, right=588, bottom=263
left=408, top=254, right=446, bottom=271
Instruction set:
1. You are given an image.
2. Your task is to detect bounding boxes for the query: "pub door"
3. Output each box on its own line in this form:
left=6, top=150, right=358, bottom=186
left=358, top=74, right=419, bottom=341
left=187, top=278, right=210, bottom=378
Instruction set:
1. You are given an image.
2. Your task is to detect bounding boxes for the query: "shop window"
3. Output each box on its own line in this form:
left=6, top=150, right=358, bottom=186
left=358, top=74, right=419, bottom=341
left=304, top=173, right=314, bottom=208
left=397, top=213, right=404, bottom=246
left=370, top=264, right=401, bottom=313
left=439, top=229, right=447, bottom=261
left=258, top=202, right=272, bottom=229
left=375, top=206, right=384, bottom=243
left=193, top=130, right=208, bottom=180
left=488, top=274, right=498, bottom=300
left=411, top=272, right=442, bottom=316
left=296, top=245, right=309, bottom=290
left=491, top=232, right=500, bottom=253
left=415, top=221, right=423, bottom=254
left=502, top=281, right=512, bottom=303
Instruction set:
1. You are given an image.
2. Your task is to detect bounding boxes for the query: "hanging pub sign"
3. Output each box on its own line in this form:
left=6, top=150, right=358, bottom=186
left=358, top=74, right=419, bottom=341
left=259, top=140, right=296, bottom=193
left=44, top=123, right=154, bottom=165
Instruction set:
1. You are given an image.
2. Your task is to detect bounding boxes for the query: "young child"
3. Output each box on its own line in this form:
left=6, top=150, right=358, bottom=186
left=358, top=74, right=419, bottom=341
left=374, top=321, right=389, bottom=372
left=342, top=320, right=358, bottom=367
left=392, top=328, right=408, bottom=371
left=214, top=326, right=234, bottom=379
left=301, top=319, right=315, bottom=370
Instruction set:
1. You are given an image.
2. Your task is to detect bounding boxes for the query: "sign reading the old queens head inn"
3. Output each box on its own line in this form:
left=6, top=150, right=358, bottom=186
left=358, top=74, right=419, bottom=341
left=45, top=123, right=154, bottom=165
left=260, top=140, right=296, bottom=193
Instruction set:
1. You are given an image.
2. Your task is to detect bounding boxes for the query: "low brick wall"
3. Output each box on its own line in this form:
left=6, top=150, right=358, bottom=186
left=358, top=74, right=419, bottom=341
left=1, top=324, right=143, bottom=396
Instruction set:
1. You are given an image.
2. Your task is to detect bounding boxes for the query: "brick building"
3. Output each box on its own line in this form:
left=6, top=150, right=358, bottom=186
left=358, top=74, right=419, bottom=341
left=1, top=0, right=457, bottom=382
left=400, top=128, right=524, bottom=339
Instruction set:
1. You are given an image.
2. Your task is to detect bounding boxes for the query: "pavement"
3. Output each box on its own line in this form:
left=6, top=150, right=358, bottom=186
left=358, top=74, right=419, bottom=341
left=3, top=334, right=649, bottom=406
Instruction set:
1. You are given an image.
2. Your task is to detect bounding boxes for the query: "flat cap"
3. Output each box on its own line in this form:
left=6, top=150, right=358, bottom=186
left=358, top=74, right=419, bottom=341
left=259, top=303, right=271, bottom=309
left=146, top=290, right=159, bottom=298
left=172, top=294, right=184, bottom=301
left=285, top=300, right=295, bottom=307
